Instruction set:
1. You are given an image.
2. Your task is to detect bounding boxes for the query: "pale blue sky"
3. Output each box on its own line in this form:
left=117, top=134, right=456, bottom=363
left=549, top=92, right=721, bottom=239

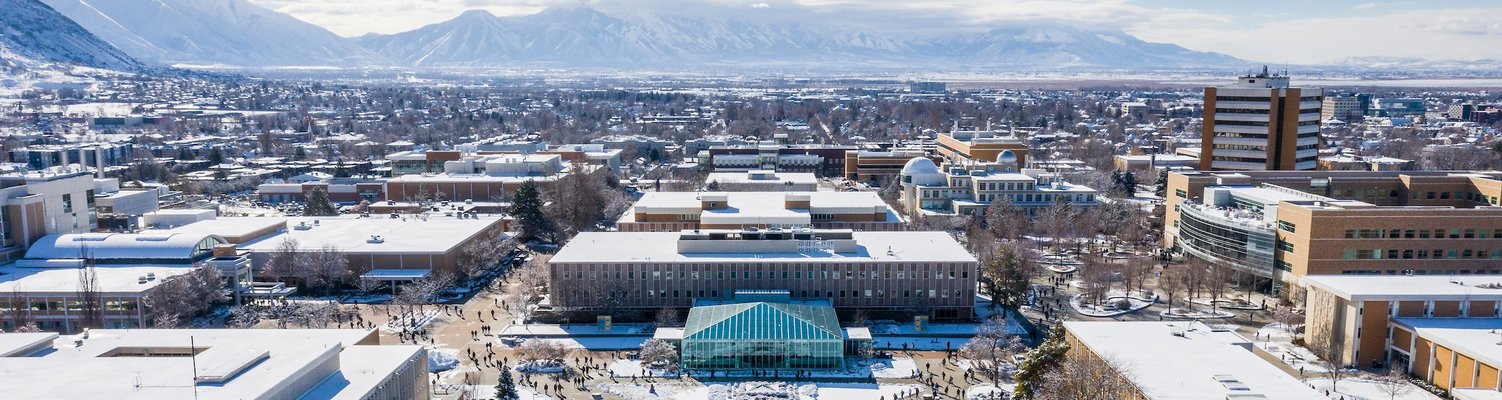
left=248, top=0, right=1502, bottom=63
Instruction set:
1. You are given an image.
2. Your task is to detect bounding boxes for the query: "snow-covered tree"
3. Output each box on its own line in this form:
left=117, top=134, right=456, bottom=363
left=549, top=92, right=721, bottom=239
left=638, top=339, right=679, bottom=371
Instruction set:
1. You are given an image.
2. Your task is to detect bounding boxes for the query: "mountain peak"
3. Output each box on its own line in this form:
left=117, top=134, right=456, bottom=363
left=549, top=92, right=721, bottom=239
left=0, top=0, right=142, bottom=70
left=456, top=9, right=496, bottom=19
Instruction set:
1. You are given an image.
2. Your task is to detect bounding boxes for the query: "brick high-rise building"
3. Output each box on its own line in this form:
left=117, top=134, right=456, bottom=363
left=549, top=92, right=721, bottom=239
left=1200, top=67, right=1323, bottom=171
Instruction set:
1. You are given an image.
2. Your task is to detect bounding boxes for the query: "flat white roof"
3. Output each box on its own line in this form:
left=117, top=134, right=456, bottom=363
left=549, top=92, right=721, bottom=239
left=623, top=191, right=899, bottom=224
left=1303, top=275, right=1502, bottom=301
left=0, top=264, right=194, bottom=295
left=0, top=329, right=421, bottom=400
left=238, top=215, right=503, bottom=255
left=1064, top=321, right=1324, bottom=400
left=1395, top=319, right=1502, bottom=372
left=705, top=171, right=818, bottom=185
left=145, top=216, right=286, bottom=240
left=551, top=231, right=975, bottom=264
left=0, top=332, right=57, bottom=356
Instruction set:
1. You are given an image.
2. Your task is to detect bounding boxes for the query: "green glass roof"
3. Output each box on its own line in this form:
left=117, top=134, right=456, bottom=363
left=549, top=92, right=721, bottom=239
left=681, top=302, right=842, bottom=342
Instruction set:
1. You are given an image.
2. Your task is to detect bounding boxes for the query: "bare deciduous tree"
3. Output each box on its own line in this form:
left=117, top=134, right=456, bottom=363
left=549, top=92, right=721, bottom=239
left=1309, top=339, right=1350, bottom=393
left=1373, top=367, right=1413, bottom=400
left=959, top=316, right=1027, bottom=383
left=1034, top=354, right=1135, bottom=400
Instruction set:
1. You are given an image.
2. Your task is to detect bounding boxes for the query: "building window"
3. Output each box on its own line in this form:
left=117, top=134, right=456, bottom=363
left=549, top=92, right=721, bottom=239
left=1277, top=220, right=1296, bottom=233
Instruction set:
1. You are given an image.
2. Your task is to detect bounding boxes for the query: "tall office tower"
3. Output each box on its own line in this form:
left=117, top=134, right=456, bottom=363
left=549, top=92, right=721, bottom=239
left=1200, top=67, right=1323, bottom=171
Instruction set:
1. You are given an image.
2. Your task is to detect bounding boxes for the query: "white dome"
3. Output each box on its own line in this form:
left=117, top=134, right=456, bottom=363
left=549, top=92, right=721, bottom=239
left=899, top=157, right=945, bottom=187
left=900, top=157, right=939, bottom=175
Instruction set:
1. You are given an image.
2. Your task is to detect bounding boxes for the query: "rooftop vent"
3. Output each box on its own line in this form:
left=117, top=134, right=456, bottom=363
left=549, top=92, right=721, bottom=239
left=367, top=235, right=385, bottom=244
left=294, top=221, right=312, bottom=230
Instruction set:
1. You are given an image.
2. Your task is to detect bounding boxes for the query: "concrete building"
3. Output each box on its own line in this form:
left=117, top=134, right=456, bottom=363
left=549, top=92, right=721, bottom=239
left=703, top=170, right=819, bottom=192
left=0, top=169, right=100, bottom=262
left=703, top=142, right=855, bottom=177
left=1063, top=321, right=1324, bottom=400
left=1302, top=275, right=1502, bottom=377
left=1165, top=170, right=1502, bottom=294
left=898, top=157, right=1097, bottom=217
left=8, top=142, right=134, bottom=175
left=1113, top=153, right=1200, bottom=172
left=618, top=191, right=903, bottom=232
left=1200, top=67, right=1323, bottom=171
left=548, top=230, right=977, bottom=319
left=0, top=329, right=428, bottom=399
left=1317, top=154, right=1416, bottom=171
left=1322, top=95, right=1365, bottom=122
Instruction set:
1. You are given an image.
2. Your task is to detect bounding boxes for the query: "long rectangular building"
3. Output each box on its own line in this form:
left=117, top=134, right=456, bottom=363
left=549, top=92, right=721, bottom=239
left=548, top=230, right=977, bottom=319
left=1164, top=170, right=1502, bottom=294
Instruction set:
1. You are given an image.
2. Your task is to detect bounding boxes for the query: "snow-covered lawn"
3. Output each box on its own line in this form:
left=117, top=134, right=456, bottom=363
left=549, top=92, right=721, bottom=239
left=450, top=384, right=555, bottom=400
left=867, top=357, right=919, bottom=379
left=871, top=337, right=965, bottom=351
left=1255, top=340, right=1333, bottom=374
left=1305, top=377, right=1441, bottom=400
left=497, top=336, right=648, bottom=350
left=609, top=359, right=679, bottom=378
left=1071, top=292, right=1156, bottom=317
left=1158, top=307, right=1235, bottom=319
left=966, top=383, right=1011, bottom=400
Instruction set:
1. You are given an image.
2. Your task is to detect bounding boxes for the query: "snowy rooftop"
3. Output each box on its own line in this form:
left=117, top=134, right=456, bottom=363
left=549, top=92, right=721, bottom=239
left=1303, top=275, right=1502, bottom=301
left=237, top=215, right=504, bottom=255
left=1064, top=321, right=1324, bottom=400
left=623, top=191, right=899, bottom=224
left=705, top=171, right=818, bottom=185
left=0, top=329, right=421, bottom=400
left=551, top=231, right=974, bottom=264
left=1394, top=319, right=1502, bottom=371
left=145, top=216, right=287, bottom=241
left=0, top=264, right=196, bottom=295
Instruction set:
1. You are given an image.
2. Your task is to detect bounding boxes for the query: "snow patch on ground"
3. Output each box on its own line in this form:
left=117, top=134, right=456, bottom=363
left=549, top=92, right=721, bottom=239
left=1305, top=377, right=1441, bottom=400
left=867, top=357, right=919, bottom=379
left=428, top=348, right=460, bottom=373
left=966, top=383, right=1011, bottom=400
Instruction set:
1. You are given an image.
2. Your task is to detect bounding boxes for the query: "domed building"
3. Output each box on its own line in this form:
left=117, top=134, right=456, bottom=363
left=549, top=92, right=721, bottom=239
left=995, top=150, right=1019, bottom=172
left=896, top=157, right=1099, bottom=219
left=898, top=157, right=944, bottom=187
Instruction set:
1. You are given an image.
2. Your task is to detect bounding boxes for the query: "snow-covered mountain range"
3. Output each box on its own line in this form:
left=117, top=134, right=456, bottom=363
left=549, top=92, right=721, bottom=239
left=27, top=2, right=1245, bottom=71
left=357, top=7, right=1246, bottom=70
left=0, top=0, right=140, bottom=71
left=41, top=0, right=382, bottom=68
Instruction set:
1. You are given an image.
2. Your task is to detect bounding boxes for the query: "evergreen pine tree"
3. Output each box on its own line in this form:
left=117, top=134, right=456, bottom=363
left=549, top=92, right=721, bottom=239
left=1013, top=323, right=1070, bottom=399
left=495, top=367, right=517, bottom=400
left=302, top=188, right=339, bottom=216
left=986, top=244, right=1030, bottom=310
left=508, top=180, right=555, bottom=242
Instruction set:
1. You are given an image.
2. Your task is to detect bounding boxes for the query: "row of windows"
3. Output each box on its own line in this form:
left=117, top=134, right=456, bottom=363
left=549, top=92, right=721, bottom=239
left=1345, top=228, right=1502, bottom=239
left=1343, top=248, right=1502, bottom=260
left=562, top=268, right=970, bottom=281
left=1215, top=108, right=1269, bottom=114
left=975, top=192, right=1095, bottom=204
left=977, top=181, right=1035, bottom=191
left=1411, top=190, right=1498, bottom=204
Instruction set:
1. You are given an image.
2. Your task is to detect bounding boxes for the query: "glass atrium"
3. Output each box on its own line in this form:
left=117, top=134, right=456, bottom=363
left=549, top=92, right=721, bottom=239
left=679, top=302, right=845, bottom=370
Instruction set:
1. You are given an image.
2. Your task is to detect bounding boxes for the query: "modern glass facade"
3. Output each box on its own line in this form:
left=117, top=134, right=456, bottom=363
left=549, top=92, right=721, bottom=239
left=679, top=302, right=844, bottom=370
left=1177, top=202, right=1277, bottom=279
